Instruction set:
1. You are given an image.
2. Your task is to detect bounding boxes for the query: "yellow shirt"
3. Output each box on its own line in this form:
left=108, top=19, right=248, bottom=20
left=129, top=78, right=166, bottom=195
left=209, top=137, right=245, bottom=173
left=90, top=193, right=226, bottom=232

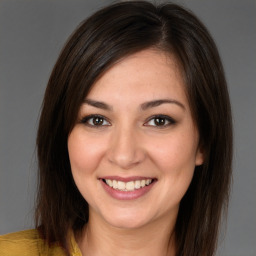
left=0, top=229, right=82, bottom=256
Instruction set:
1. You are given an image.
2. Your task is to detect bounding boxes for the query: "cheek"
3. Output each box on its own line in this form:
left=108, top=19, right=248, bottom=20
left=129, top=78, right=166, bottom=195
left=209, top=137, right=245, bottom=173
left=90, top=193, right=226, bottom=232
left=148, top=132, right=198, bottom=195
left=68, top=128, right=108, bottom=206
left=68, top=128, right=105, bottom=176
left=150, top=134, right=198, bottom=172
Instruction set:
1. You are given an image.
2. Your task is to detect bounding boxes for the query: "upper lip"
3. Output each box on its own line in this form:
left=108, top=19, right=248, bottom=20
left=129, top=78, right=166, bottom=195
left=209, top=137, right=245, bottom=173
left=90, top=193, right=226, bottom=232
left=99, top=176, right=156, bottom=182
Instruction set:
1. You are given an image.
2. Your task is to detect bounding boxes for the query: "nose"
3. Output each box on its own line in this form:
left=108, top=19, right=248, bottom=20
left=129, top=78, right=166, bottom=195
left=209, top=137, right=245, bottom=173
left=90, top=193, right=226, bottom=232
left=107, top=125, right=146, bottom=169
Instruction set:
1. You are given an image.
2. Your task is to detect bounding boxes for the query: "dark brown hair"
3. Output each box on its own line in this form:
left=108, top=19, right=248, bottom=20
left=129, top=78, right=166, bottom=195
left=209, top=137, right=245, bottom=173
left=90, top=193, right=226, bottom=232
left=36, top=1, right=233, bottom=255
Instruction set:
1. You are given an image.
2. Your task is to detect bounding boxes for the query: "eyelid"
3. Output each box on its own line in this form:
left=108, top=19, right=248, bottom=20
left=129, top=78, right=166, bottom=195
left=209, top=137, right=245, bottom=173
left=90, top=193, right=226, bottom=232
left=79, top=114, right=176, bottom=128
left=143, top=114, right=176, bottom=127
left=80, top=114, right=111, bottom=127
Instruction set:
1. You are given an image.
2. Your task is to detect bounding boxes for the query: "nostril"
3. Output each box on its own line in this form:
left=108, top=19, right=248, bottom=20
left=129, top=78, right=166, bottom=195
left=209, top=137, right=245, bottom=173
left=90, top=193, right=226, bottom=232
left=107, top=131, right=146, bottom=169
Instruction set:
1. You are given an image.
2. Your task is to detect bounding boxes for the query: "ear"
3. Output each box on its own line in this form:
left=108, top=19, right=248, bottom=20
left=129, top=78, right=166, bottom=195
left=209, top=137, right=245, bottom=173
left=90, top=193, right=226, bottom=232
left=195, top=145, right=204, bottom=166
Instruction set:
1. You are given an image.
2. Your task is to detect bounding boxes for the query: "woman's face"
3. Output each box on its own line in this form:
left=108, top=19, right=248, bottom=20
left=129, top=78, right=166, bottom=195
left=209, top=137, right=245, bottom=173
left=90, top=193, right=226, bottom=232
left=68, top=49, right=203, bottom=229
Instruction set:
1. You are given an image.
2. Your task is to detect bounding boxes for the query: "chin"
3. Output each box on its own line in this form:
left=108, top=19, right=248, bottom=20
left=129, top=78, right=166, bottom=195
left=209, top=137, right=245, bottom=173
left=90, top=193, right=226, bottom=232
left=101, top=209, right=152, bottom=230
left=107, top=217, right=148, bottom=230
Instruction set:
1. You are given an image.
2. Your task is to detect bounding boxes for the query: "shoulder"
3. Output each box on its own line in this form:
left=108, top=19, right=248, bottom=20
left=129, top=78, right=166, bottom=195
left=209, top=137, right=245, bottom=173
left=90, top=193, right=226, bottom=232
left=0, top=229, right=66, bottom=256
left=0, top=229, right=39, bottom=240
left=0, top=229, right=41, bottom=256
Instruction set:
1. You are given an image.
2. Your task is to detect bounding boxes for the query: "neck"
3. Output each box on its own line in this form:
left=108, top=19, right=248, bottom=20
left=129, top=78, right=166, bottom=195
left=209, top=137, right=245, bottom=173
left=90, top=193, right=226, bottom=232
left=77, top=210, right=176, bottom=256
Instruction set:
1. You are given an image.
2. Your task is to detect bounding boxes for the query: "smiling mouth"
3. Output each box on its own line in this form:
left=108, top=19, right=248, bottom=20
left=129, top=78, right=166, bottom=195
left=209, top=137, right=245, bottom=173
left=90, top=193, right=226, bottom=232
left=102, top=178, right=155, bottom=192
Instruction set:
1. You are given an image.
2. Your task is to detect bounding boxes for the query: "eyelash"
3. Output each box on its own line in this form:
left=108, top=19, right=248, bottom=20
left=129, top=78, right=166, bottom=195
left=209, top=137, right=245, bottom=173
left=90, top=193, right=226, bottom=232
left=80, top=114, right=111, bottom=127
left=144, top=115, right=176, bottom=128
left=80, top=114, right=176, bottom=128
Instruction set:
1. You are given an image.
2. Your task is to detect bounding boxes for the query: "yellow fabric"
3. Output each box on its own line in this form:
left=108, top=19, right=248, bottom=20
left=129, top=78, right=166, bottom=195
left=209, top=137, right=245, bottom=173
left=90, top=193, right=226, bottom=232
left=0, top=229, right=82, bottom=256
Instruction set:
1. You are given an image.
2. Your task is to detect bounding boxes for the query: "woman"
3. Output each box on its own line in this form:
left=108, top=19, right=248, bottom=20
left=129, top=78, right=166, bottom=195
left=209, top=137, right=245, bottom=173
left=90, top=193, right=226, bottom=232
left=0, top=1, right=232, bottom=256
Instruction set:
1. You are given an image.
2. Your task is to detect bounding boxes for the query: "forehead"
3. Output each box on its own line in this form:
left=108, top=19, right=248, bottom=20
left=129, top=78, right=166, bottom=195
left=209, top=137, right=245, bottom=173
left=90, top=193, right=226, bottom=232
left=86, top=49, right=187, bottom=107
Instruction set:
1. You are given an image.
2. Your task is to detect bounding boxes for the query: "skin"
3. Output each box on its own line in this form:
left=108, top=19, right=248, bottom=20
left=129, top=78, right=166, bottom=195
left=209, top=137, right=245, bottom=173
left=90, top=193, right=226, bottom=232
left=68, top=49, right=204, bottom=256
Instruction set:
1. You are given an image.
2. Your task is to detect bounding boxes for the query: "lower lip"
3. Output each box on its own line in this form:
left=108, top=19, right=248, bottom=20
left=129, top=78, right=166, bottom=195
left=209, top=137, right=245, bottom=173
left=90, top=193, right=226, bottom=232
left=100, top=179, right=156, bottom=200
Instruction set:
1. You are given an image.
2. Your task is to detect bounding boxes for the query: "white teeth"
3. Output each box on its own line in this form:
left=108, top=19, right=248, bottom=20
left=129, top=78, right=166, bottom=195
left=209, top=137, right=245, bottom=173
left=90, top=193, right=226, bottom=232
left=113, top=180, right=118, bottom=189
left=135, top=180, right=141, bottom=189
left=104, top=179, right=153, bottom=191
left=126, top=181, right=135, bottom=191
left=106, top=179, right=113, bottom=187
left=117, top=181, right=126, bottom=190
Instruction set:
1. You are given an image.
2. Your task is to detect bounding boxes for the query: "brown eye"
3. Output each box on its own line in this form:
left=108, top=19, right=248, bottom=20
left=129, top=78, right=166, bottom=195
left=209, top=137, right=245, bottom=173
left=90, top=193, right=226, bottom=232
left=154, top=117, right=167, bottom=126
left=93, top=117, right=104, bottom=125
left=144, top=115, right=176, bottom=128
left=80, top=115, right=111, bottom=127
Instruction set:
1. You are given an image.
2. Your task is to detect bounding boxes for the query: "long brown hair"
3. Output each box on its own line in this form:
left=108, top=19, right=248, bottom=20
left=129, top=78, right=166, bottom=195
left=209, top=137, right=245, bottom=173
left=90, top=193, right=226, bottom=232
left=36, top=1, right=233, bottom=255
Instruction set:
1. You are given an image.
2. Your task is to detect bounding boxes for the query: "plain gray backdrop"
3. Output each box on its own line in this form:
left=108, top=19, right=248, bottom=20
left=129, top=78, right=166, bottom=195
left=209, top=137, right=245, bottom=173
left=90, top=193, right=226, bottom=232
left=0, top=0, right=255, bottom=255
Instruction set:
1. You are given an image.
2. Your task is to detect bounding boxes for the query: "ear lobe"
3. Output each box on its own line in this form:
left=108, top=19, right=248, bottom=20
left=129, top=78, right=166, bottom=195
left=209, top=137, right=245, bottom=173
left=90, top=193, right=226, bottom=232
left=195, top=146, right=204, bottom=166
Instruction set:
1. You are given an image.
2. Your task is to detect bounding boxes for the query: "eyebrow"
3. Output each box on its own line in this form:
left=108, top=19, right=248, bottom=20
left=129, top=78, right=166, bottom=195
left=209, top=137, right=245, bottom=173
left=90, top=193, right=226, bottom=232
left=83, top=98, right=185, bottom=111
left=83, top=99, right=113, bottom=111
left=140, top=99, right=185, bottom=110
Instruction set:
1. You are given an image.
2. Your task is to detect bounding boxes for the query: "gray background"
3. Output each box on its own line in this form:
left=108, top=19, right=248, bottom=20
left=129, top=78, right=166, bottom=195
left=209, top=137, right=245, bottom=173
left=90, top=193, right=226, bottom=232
left=0, top=0, right=255, bottom=255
